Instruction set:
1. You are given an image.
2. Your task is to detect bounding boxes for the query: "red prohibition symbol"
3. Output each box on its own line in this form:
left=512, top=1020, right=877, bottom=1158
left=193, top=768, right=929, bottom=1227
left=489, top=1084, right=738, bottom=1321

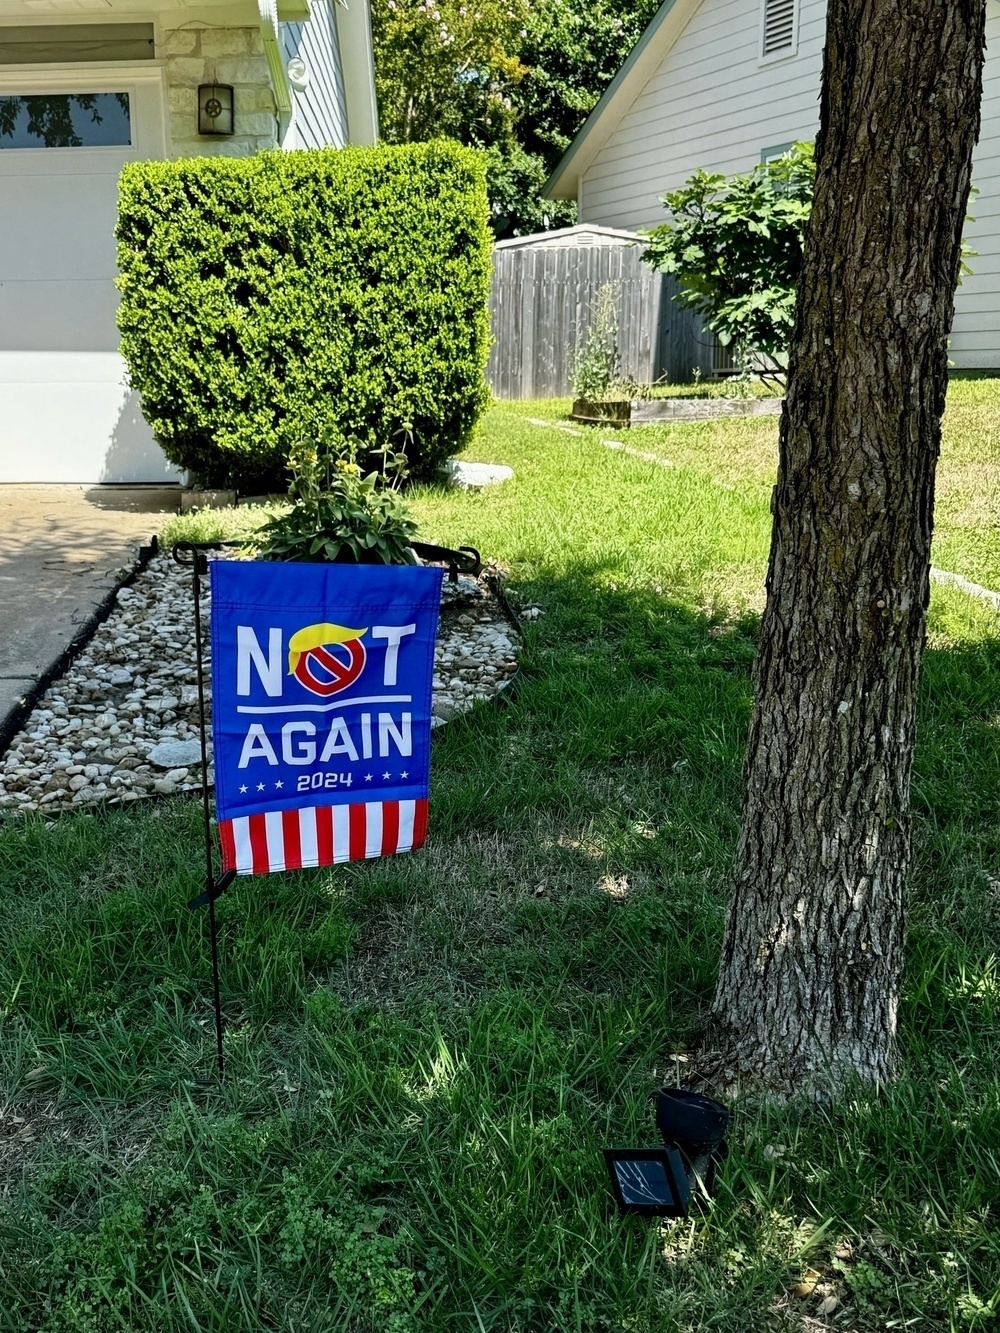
left=287, top=623, right=368, bottom=697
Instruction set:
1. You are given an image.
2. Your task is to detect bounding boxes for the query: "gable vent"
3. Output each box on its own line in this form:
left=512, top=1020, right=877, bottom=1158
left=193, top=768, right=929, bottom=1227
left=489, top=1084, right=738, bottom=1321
left=762, top=0, right=796, bottom=56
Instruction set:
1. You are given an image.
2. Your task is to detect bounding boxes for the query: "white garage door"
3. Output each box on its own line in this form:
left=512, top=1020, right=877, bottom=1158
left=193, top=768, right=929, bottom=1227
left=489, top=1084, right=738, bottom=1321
left=0, top=69, right=181, bottom=483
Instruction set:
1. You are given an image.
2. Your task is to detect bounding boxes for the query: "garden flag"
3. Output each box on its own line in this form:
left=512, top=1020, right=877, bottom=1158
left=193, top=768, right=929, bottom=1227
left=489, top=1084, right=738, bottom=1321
left=210, top=560, right=443, bottom=875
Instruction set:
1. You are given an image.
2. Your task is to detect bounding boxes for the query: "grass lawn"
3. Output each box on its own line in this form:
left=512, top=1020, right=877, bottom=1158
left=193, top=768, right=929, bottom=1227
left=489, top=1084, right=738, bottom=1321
left=1, top=388, right=999, bottom=1330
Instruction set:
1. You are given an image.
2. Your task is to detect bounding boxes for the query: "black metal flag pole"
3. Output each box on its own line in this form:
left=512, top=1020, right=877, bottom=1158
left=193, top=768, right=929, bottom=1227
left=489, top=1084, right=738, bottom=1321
left=171, top=536, right=480, bottom=1081
left=174, top=542, right=236, bottom=1081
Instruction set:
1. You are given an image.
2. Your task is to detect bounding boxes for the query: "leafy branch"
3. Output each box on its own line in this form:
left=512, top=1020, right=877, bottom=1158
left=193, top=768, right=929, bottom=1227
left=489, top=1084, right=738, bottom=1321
left=640, top=143, right=815, bottom=377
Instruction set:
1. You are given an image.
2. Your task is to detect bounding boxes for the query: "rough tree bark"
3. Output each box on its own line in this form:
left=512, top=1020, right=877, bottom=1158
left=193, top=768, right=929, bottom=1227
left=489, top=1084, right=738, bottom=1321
left=711, top=0, right=986, bottom=1093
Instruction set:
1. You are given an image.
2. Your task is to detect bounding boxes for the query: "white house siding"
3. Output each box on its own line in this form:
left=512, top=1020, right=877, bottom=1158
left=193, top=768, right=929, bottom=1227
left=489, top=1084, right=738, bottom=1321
left=953, top=8, right=1000, bottom=367
left=281, top=0, right=349, bottom=149
left=579, top=0, right=826, bottom=230
left=579, top=0, right=1000, bottom=369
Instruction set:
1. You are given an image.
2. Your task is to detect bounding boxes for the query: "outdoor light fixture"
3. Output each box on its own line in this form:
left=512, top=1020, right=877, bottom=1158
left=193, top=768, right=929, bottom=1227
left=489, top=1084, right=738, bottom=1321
left=286, top=56, right=309, bottom=91
left=198, top=84, right=234, bottom=135
left=603, top=1087, right=730, bottom=1218
left=655, top=1086, right=730, bottom=1194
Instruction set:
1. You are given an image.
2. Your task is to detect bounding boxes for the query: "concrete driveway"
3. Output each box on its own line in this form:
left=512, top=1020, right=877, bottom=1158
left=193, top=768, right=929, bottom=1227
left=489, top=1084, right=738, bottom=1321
left=0, top=485, right=180, bottom=729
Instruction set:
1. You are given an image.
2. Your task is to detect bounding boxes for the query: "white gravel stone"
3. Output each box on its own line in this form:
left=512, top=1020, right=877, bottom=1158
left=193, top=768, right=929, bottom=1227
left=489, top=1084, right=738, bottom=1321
left=149, top=739, right=203, bottom=769
left=0, top=552, right=519, bottom=815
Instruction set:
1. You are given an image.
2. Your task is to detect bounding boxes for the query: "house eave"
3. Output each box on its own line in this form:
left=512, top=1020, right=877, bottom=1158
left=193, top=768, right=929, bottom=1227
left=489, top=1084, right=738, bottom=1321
left=543, top=0, right=695, bottom=200
left=0, top=0, right=267, bottom=17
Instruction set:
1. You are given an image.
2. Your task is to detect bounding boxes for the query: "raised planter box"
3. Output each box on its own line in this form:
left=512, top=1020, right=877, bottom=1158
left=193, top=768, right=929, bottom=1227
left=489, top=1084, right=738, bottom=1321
left=570, top=398, right=632, bottom=427
left=180, top=488, right=237, bottom=512
left=630, top=397, right=784, bottom=424
left=570, top=397, right=784, bottom=427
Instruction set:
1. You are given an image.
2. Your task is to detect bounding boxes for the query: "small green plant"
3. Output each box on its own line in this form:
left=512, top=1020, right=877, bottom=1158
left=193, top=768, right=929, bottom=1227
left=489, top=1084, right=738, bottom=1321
left=728, top=356, right=755, bottom=400
left=571, top=282, right=623, bottom=401
left=570, top=283, right=652, bottom=402
left=254, top=437, right=419, bottom=565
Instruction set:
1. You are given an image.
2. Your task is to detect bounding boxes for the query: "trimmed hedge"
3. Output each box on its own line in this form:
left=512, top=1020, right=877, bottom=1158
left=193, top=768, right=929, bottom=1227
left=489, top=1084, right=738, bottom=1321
left=116, top=141, right=492, bottom=490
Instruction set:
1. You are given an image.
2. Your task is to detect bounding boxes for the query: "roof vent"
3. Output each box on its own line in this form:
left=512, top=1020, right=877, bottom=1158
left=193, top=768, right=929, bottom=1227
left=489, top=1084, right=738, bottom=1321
left=762, top=0, right=796, bottom=56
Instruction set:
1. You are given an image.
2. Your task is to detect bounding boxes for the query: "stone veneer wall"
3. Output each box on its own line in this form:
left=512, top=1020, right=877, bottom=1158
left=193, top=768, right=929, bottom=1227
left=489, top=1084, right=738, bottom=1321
left=162, top=25, right=279, bottom=158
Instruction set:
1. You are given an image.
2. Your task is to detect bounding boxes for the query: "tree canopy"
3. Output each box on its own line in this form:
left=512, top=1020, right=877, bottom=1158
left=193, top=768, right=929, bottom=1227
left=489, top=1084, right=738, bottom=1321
left=371, top=0, right=661, bottom=236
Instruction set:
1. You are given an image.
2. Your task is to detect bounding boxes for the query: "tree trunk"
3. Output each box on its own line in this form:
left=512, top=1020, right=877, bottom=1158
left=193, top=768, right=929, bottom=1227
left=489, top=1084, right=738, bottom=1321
left=711, top=0, right=985, bottom=1093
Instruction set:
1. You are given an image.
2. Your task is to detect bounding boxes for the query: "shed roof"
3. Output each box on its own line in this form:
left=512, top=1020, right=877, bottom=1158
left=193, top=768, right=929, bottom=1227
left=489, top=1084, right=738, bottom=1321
left=495, top=223, right=642, bottom=250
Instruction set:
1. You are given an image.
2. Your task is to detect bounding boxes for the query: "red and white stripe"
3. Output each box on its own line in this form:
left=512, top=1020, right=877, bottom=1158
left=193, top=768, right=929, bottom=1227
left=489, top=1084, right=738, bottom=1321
left=218, top=798, right=428, bottom=875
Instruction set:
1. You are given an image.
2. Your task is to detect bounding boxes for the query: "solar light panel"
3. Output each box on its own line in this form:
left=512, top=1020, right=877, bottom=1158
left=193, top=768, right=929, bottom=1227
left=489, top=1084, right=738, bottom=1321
left=602, top=1147, right=691, bottom=1217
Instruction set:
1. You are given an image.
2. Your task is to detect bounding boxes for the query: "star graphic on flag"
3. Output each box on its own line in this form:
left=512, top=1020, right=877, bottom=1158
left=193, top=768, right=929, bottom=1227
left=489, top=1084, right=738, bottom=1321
left=382, top=771, right=392, bottom=780
left=256, top=782, right=266, bottom=791
left=239, top=784, right=248, bottom=794
left=399, top=770, right=409, bottom=779
left=274, top=780, right=284, bottom=789
left=364, top=774, right=373, bottom=781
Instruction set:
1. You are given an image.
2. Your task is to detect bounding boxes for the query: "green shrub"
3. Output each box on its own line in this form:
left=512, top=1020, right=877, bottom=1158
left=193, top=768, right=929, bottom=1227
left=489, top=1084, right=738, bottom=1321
left=253, top=437, right=419, bottom=565
left=640, top=143, right=815, bottom=371
left=116, top=141, right=492, bottom=491
left=570, top=281, right=621, bottom=401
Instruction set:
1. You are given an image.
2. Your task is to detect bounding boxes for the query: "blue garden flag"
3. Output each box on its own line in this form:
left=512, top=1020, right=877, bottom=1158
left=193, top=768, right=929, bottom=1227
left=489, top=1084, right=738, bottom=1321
left=210, top=561, right=443, bottom=875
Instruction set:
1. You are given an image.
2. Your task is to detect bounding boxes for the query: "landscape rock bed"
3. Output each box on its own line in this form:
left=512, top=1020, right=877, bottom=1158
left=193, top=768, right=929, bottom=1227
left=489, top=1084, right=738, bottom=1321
left=0, top=554, right=519, bottom=816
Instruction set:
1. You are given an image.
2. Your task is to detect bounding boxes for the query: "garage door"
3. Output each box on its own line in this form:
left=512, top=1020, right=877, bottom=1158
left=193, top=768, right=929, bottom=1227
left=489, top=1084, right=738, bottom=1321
left=0, top=70, right=181, bottom=483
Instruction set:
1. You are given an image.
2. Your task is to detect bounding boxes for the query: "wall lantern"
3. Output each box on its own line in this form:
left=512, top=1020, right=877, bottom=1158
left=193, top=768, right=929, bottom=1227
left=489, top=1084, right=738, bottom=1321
left=198, top=84, right=234, bottom=136
left=603, top=1087, right=730, bottom=1217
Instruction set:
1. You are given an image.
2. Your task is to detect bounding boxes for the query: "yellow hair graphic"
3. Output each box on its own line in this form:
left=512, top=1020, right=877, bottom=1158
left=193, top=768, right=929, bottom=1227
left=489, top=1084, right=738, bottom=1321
left=288, top=622, right=367, bottom=674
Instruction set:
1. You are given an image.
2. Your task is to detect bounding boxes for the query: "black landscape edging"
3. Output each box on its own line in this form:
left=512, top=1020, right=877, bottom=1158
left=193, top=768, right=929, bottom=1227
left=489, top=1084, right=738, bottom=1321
left=0, top=535, right=161, bottom=762
left=484, top=570, right=524, bottom=708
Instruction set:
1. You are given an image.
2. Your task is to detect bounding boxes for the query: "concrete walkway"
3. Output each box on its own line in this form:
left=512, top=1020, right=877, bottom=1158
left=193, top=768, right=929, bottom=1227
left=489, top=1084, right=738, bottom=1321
left=0, top=486, right=180, bottom=728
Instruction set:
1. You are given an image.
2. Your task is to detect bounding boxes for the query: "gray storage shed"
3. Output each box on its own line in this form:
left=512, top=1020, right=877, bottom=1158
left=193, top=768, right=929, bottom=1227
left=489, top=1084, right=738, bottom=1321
left=486, top=224, right=719, bottom=399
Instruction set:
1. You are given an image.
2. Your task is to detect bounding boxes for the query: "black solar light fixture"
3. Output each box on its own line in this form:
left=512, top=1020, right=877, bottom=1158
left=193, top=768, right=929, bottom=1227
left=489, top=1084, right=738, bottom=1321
left=602, top=1147, right=691, bottom=1217
left=655, top=1087, right=730, bottom=1194
left=604, top=1087, right=729, bottom=1217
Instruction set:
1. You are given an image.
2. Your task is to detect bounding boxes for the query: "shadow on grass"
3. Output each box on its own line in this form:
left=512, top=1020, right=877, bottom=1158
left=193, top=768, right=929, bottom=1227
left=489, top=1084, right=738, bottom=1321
left=0, top=563, right=999, bottom=1330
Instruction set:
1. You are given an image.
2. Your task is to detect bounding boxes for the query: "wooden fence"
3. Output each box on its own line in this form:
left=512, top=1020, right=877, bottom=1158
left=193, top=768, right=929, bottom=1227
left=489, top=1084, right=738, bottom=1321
left=487, top=242, right=717, bottom=399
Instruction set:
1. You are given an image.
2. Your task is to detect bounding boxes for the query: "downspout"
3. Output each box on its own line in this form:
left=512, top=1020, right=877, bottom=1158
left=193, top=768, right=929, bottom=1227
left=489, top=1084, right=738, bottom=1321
left=259, top=0, right=292, bottom=121
left=333, top=0, right=378, bottom=144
